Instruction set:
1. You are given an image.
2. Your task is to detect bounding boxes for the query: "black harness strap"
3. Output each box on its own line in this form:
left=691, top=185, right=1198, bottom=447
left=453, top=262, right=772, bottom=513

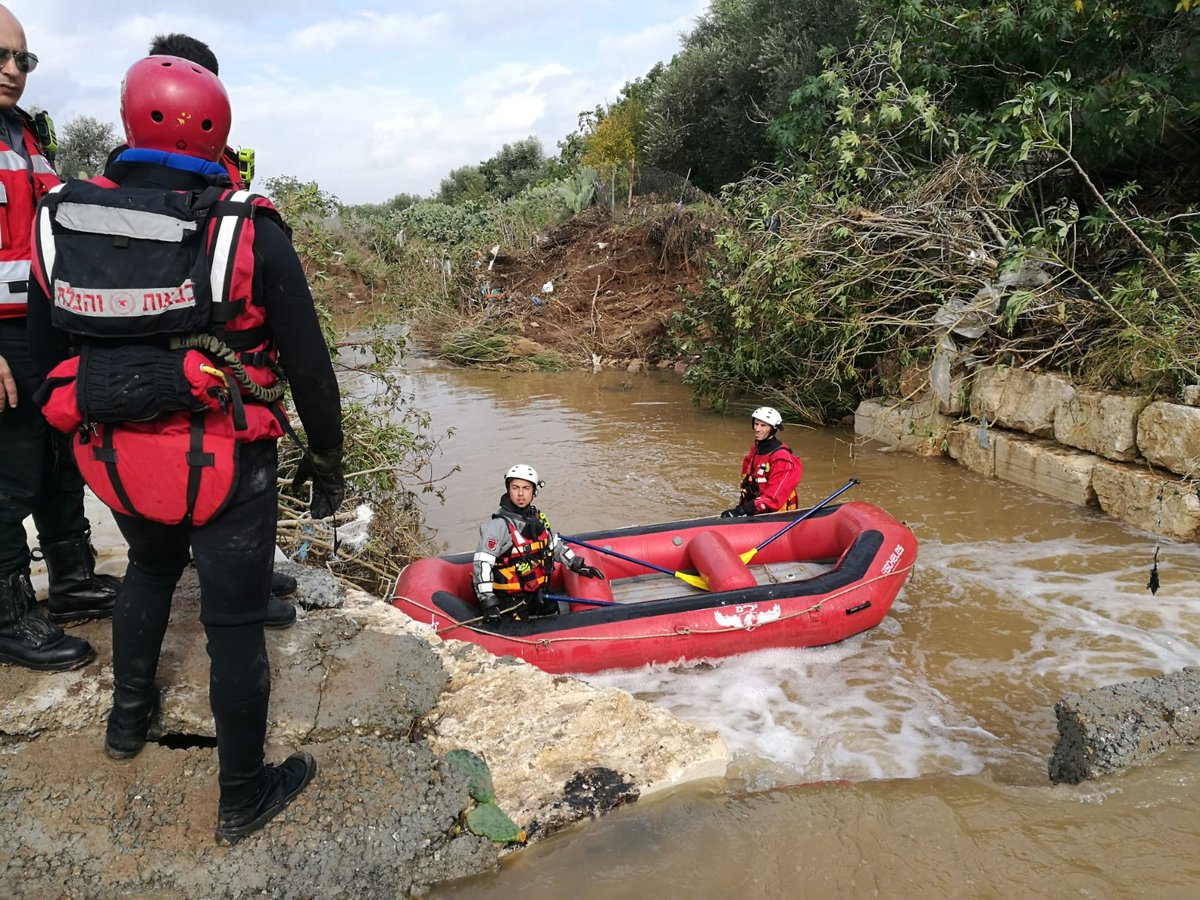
left=223, top=371, right=248, bottom=431
left=184, top=412, right=215, bottom=520
left=90, top=427, right=139, bottom=518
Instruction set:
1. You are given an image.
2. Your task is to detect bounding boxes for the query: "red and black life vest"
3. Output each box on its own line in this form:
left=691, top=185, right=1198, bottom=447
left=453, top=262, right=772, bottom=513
left=739, top=442, right=801, bottom=512
left=491, top=516, right=554, bottom=593
left=0, top=112, right=59, bottom=319
left=31, top=177, right=289, bottom=525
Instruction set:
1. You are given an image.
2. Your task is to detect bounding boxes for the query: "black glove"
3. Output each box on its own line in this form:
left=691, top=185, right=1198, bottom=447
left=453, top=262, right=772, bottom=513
left=569, top=557, right=605, bottom=579
left=293, top=442, right=345, bottom=519
left=721, top=503, right=752, bottom=518
left=476, top=590, right=501, bottom=623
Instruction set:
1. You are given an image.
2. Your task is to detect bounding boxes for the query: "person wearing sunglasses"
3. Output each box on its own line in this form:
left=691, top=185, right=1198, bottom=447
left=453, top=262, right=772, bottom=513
left=0, top=3, right=115, bottom=673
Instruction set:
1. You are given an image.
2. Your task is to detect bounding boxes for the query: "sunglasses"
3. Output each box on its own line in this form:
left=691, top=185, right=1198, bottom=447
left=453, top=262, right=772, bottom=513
left=0, top=48, right=37, bottom=74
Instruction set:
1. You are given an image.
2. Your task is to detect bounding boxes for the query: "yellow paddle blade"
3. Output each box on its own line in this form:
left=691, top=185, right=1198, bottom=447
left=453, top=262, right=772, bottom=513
left=738, top=547, right=759, bottom=565
left=676, top=570, right=710, bottom=591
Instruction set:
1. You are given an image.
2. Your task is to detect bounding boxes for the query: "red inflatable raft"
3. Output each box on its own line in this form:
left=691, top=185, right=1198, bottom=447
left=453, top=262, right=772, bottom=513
left=391, top=500, right=917, bottom=674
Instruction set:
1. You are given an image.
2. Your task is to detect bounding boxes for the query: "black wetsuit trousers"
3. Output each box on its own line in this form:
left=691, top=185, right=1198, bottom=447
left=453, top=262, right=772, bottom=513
left=111, top=439, right=277, bottom=807
left=0, top=319, right=88, bottom=576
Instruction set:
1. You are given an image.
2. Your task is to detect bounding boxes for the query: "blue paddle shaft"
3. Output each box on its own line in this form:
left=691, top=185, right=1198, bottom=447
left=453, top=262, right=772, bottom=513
left=562, top=536, right=679, bottom=577
left=545, top=593, right=620, bottom=608
left=752, top=478, right=860, bottom=554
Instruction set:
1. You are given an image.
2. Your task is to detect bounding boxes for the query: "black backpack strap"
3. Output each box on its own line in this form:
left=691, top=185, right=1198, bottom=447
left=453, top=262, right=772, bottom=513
left=90, top=426, right=139, bottom=518
left=184, top=412, right=215, bottom=520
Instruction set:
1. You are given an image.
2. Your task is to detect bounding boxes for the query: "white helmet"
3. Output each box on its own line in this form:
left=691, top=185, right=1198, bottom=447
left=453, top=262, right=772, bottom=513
left=751, top=406, right=783, bottom=428
left=504, top=464, right=541, bottom=492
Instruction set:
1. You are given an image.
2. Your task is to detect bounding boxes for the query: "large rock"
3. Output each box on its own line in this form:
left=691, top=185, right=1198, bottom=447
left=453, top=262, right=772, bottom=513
left=1049, top=667, right=1200, bottom=783
left=970, top=366, right=1074, bottom=438
left=992, top=431, right=1100, bottom=507
left=422, top=638, right=729, bottom=838
left=945, top=421, right=996, bottom=478
left=1137, top=401, right=1200, bottom=478
left=854, top=397, right=952, bottom=456
left=1092, top=461, right=1200, bottom=542
left=1053, top=389, right=1149, bottom=462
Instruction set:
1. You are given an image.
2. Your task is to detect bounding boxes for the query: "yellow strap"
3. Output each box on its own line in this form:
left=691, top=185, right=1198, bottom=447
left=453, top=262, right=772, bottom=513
left=198, top=364, right=228, bottom=385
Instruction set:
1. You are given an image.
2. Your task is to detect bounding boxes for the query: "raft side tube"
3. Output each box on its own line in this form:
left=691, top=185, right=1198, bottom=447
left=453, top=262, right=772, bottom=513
left=685, top=530, right=757, bottom=592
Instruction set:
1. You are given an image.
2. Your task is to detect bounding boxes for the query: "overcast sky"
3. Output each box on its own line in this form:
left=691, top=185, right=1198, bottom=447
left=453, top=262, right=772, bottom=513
left=15, top=1, right=706, bottom=205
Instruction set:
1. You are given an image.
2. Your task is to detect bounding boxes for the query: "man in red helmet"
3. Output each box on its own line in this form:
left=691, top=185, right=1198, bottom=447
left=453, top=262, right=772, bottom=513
left=0, top=3, right=112, bottom=673
left=96, top=32, right=293, bottom=627
left=27, top=55, right=343, bottom=845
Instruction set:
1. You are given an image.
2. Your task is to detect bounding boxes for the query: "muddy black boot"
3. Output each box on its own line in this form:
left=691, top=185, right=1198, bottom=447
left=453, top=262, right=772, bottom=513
left=104, top=681, right=161, bottom=759
left=270, top=570, right=298, bottom=598
left=38, top=532, right=120, bottom=624
left=0, top=570, right=95, bottom=671
left=264, top=594, right=297, bottom=630
left=215, top=751, right=317, bottom=845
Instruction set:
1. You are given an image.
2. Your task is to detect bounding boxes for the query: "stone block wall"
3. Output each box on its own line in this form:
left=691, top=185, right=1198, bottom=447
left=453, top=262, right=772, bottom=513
left=857, top=365, right=1200, bottom=542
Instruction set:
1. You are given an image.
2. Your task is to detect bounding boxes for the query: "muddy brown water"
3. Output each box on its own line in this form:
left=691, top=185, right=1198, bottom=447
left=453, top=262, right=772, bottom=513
left=374, top=360, right=1200, bottom=898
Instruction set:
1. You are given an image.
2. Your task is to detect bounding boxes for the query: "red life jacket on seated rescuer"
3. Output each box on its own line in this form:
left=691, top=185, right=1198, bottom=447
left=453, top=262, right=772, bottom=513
left=31, top=168, right=290, bottom=526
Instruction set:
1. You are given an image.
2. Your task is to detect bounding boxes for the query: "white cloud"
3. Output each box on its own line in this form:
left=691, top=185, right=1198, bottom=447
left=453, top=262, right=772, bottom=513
left=14, top=0, right=706, bottom=204
left=285, top=11, right=452, bottom=53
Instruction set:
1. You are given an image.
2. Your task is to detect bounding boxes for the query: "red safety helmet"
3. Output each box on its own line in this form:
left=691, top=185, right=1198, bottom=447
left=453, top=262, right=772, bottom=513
left=120, top=55, right=231, bottom=162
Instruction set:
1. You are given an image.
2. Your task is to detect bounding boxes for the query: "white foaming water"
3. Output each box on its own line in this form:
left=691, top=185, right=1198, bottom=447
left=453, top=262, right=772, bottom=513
left=920, top=533, right=1200, bottom=684
left=586, top=529, right=1200, bottom=791
left=585, top=616, right=995, bottom=790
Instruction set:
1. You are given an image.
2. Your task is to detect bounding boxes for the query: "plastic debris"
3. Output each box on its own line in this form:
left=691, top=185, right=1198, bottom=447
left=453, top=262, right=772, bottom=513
left=335, top=504, right=374, bottom=552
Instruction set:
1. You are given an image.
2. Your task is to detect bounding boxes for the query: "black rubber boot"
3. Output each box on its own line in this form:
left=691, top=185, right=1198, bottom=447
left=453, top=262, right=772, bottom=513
left=270, top=570, right=298, bottom=598
left=215, top=751, right=317, bottom=846
left=264, top=594, right=297, bottom=630
left=0, top=570, right=95, bottom=671
left=526, top=590, right=560, bottom=618
left=38, top=532, right=120, bottom=624
left=104, top=681, right=161, bottom=759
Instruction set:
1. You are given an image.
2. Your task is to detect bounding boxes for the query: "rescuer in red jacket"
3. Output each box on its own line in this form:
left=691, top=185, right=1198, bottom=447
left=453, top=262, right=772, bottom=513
left=0, top=3, right=114, bottom=673
left=722, top=406, right=803, bottom=517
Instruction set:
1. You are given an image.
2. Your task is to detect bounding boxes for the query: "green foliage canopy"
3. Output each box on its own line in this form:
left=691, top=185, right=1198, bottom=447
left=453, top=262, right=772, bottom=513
left=639, top=0, right=860, bottom=192
left=53, top=115, right=119, bottom=180
left=770, top=0, right=1200, bottom=191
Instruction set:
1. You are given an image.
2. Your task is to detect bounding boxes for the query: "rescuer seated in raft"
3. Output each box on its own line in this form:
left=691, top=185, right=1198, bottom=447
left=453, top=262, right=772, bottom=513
left=721, top=406, right=803, bottom=517
left=472, top=464, right=603, bottom=623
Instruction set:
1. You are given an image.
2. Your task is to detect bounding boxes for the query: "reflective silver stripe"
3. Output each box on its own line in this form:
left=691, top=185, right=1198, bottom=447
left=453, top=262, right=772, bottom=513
left=55, top=202, right=197, bottom=242
left=208, top=190, right=252, bottom=307
left=35, top=184, right=66, bottom=290
left=0, top=148, right=53, bottom=173
left=0, top=148, right=26, bottom=171
left=0, top=258, right=30, bottom=280
left=0, top=258, right=29, bottom=305
left=473, top=551, right=496, bottom=585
